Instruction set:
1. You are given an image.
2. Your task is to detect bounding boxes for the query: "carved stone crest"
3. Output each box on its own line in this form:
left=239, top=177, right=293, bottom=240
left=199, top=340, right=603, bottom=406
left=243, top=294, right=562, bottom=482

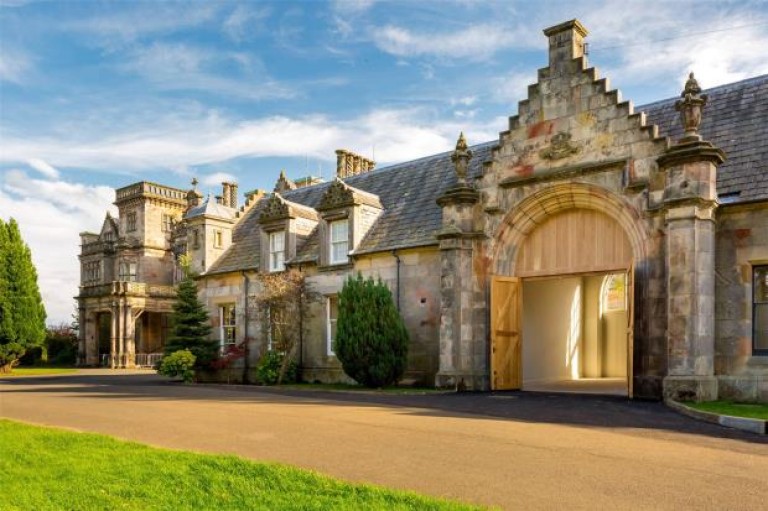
left=258, top=193, right=290, bottom=222
left=318, top=178, right=355, bottom=210
left=539, top=131, right=580, bottom=160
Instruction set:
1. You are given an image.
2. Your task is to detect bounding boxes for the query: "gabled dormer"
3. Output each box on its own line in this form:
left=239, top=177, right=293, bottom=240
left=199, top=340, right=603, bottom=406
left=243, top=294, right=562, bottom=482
left=258, top=193, right=318, bottom=272
left=100, top=212, right=119, bottom=239
left=316, top=178, right=383, bottom=267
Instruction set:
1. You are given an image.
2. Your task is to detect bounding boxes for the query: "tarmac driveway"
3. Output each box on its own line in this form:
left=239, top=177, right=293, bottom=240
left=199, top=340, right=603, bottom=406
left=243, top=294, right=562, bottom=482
left=1, top=369, right=766, bottom=510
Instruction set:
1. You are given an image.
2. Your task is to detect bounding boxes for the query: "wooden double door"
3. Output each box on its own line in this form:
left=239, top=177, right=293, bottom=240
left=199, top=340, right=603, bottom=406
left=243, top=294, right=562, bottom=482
left=490, top=267, right=634, bottom=396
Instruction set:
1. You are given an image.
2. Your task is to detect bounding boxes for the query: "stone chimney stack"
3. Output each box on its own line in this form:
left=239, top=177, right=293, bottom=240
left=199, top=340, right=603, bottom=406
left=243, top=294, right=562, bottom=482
left=221, top=182, right=231, bottom=207
left=543, top=19, right=588, bottom=76
left=229, top=182, right=238, bottom=209
left=335, top=149, right=375, bottom=179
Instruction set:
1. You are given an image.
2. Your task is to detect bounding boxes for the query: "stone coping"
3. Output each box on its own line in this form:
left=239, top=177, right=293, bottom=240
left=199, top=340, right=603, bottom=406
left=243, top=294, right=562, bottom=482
left=666, top=399, right=767, bottom=435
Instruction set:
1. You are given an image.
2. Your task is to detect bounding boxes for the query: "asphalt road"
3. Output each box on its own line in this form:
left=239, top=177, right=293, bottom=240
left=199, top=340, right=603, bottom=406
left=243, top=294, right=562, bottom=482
left=1, top=370, right=766, bottom=510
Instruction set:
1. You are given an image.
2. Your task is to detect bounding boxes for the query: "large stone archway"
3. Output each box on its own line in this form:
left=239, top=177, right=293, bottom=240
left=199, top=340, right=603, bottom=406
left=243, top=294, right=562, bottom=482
left=486, top=182, right=653, bottom=396
left=490, top=183, right=649, bottom=277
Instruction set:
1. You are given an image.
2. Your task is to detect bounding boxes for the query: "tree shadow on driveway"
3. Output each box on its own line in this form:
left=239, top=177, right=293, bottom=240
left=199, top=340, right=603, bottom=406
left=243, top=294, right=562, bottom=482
left=2, top=370, right=767, bottom=451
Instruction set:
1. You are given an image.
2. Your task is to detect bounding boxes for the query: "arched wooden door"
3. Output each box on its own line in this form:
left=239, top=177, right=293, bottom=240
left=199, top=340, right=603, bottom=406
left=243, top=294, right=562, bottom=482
left=491, top=208, right=635, bottom=395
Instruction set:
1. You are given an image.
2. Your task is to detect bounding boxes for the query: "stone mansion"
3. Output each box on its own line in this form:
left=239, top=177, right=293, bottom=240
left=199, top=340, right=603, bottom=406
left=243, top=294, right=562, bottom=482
left=77, top=20, right=768, bottom=402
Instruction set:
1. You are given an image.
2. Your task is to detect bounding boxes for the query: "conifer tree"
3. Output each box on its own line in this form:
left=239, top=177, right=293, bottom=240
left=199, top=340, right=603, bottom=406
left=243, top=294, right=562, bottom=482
left=334, top=273, right=409, bottom=388
left=164, top=274, right=217, bottom=368
left=0, top=218, right=47, bottom=372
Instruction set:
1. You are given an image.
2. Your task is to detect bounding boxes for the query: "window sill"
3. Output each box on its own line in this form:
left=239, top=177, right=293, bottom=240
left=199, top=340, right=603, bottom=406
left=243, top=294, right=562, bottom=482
left=317, top=262, right=354, bottom=273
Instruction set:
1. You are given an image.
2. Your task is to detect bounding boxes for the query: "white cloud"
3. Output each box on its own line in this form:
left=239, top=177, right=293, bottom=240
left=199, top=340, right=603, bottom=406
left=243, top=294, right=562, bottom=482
left=223, top=4, right=270, bottom=42
left=0, top=106, right=501, bottom=172
left=582, top=3, right=768, bottom=90
left=202, top=172, right=237, bottom=187
left=372, top=23, right=535, bottom=60
left=121, top=42, right=295, bottom=101
left=0, top=170, right=116, bottom=324
left=0, top=47, right=32, bottom=84
left=67, top=3, right=218, bottom=48
left=491, top=70, right=536, bottom=104
left=27, top=158, right=59, bottom=179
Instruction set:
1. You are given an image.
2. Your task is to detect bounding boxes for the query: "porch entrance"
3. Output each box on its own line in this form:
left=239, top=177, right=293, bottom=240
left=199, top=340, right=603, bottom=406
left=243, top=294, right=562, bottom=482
left=490, top=207, right=635, bottom=396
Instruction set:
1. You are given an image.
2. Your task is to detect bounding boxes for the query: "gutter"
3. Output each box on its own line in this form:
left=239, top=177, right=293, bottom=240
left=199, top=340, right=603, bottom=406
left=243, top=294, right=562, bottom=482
left=392, top=249, right=401, bottom=311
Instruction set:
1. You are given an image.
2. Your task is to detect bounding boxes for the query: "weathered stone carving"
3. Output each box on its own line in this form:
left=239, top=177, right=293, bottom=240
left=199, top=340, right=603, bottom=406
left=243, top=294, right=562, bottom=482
left=451, top=132, right=473, bottom=185
left=319, top=178, right=355, bottom=210
left=675, top=72, right=708, bottom=142
left=274, top=170, right=297, bottom=193
left=259, top=193, right=290, bottom=222
left=539, top=131, right=580, bottom=160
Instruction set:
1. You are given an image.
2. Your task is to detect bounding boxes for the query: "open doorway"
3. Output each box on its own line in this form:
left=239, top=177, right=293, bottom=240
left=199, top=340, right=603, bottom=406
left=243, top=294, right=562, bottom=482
left=521, top=272, right=629, bottom=396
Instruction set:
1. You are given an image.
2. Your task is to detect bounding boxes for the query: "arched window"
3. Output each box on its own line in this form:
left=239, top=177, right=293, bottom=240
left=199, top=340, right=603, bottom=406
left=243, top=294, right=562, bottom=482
left=601, top=273, right=626, bottom=313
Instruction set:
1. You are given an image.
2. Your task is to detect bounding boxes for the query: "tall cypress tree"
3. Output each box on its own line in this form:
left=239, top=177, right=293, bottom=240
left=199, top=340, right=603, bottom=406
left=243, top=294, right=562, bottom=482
left=164, top=276, right=217, bottom=368
left=0, top=218, right=47, bottom=372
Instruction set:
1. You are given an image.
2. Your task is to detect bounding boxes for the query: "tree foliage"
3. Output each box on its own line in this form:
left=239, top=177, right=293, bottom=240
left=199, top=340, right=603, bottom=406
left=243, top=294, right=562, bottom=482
left=158, top=349, right=196, bottom=383
left=0, top=218, right=47, bottom=372
left=163, top=276, right=217, bottom=368
left=252, top=269, right=318, bottom=385
left=334, top=274, right=409, bottom=388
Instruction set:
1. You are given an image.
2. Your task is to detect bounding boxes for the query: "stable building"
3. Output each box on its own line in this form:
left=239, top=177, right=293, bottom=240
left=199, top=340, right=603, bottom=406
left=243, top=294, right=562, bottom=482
left=78, top=20, right=768, bottom=402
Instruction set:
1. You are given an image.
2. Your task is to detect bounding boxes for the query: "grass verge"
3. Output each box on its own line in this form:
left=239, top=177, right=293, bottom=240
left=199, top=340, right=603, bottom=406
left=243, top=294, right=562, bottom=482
left=686, top=401, right=768, bottom=420
left=4, top=367, right=78, bottom=376
left=0, top=420, right=482, bottom=511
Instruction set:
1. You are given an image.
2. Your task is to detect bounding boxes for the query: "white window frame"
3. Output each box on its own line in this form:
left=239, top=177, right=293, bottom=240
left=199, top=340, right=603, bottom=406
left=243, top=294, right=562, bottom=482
left=213, top=229, right=223, bottom=248
left=119, top=261, right=137, bottom=282
left=326, top=295, right=338, bottom=356
left=269, top=231, right=285, bottom=272
left=219, top=304, right=236, bottom=348
left=162, top=214, right=173, bottom=233
left=329, top=219, right=349, bottom=265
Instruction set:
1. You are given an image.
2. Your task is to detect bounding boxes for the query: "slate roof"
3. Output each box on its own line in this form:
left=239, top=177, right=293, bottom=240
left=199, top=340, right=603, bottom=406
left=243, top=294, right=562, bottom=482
left=207, top=75, right=768, bottom=275
left=185, top=196, right=237, bottom=220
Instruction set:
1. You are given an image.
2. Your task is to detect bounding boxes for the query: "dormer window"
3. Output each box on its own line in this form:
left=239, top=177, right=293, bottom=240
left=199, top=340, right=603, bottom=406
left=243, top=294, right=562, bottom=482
left=269, top=231, right=285, bottom=272
left=329, top=219, right=349, bottom=264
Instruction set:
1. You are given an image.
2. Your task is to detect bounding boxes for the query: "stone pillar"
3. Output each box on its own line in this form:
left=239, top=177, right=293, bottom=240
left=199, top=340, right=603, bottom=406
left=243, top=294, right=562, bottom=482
left=435, top=133, right=486, bottom=389
left=659, top=73, right=725, bottom=402
left=117, top=301, right=125, bottom=368
left=77, top=304, right=86, bottom=366
left=110, top=305, right=118, bottom=368
left=84, top=311, right=99, bottom=366
left=124, top=304, right=136, bottom=368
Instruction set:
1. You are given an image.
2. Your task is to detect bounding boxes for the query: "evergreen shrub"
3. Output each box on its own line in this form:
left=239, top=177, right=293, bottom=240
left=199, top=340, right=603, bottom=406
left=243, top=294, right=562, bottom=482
left=158, top=349, right=196, bottom=383
left=163, top=276, right=217, bottom=368
left=257, top=351, right=298, bottom=385
left=334, top=274, right=409, bottom=388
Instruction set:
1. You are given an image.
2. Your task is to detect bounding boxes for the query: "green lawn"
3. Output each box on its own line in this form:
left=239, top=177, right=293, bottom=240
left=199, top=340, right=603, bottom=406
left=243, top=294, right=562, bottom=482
left=0, top=420, right=483, bottom=511
left=3, top=367, right=78, bottom=376
left=686, top=401, right=768, bottom=420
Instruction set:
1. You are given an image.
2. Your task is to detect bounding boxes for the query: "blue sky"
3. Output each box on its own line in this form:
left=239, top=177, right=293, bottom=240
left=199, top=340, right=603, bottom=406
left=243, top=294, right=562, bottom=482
left=1, top=0, right=767, bottom=323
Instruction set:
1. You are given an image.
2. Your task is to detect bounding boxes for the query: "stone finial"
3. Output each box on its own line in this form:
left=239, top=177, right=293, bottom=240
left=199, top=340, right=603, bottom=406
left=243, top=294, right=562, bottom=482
left=675, top=72, right=709, bottom=142
left=274, top=170, right=297, bottom=193
left=451, top=132, right=472, bottom=185
left=186, top=177, right=203, bottom=209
